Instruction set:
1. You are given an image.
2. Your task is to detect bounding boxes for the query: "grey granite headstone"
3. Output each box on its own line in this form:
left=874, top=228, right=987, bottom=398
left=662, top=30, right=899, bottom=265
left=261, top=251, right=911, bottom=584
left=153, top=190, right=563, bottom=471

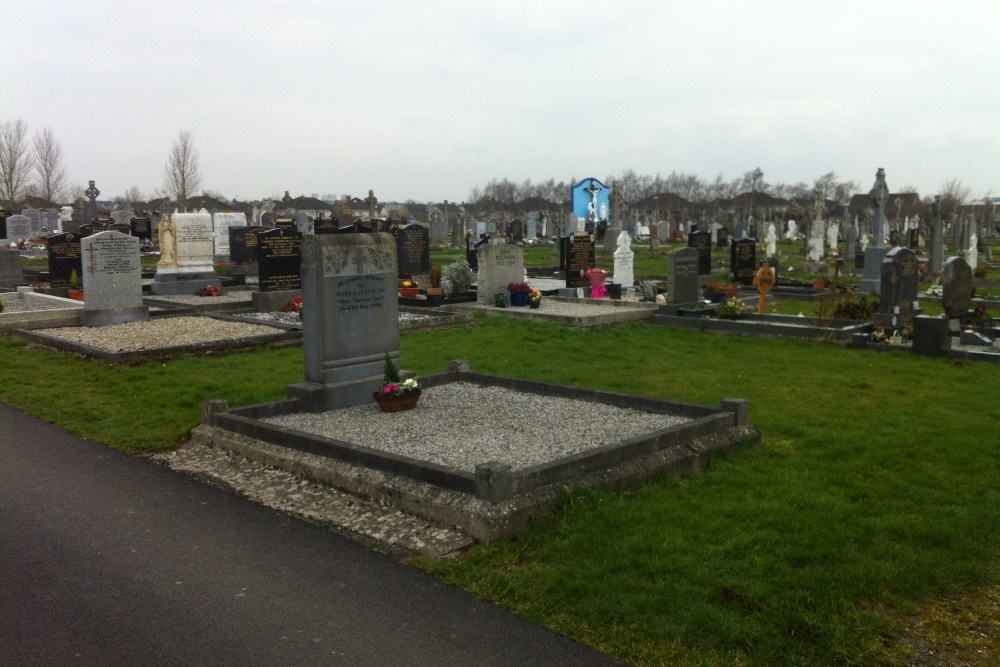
left=477, top=243, right=524, bottom=304
left=287, top=233, right=399, bottom=412
left=941, top=256, right=972, bottom=317
left=41, top=210, right=60, bottom=232
left=110, top=210, right=133, bottom=227
left=5, top=215, right=31, bottom=242
left=668, top=246, right=699, bottom=305
left=80, top=231, right=149, bottom=326
left=212, top=211, right=248, bottom=257
left=22, top=208, right=42, bottom=233
left=0, top=249, right=23, bottom=288
left=526, top=212, right=538, bottom=238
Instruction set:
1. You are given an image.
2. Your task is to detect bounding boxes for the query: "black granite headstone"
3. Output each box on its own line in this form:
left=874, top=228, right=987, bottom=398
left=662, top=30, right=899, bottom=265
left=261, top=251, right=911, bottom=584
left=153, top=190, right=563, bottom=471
left=257, top=228, right=302, bottom=292
left=506, top=219, right=524, bottom=244
left=46, top=232, right=83, bottom=288
left=230, top=226, right=266, bottom=264
left=561, top=233, right=595, bottom=288
left=716, top=227, right=729, bottom=249
left=876, top=246, right=920, bottom=329
left=730, top=238, right=757, bottom=285
left=392, top=223, right=430, bottom=278
left=130, top=217, right=152, bottom=240
left=313, top=217, right=338, bottom=235
left=688, top=230, right=712, bottom=275
left=273, top=216, right=296, bottom=230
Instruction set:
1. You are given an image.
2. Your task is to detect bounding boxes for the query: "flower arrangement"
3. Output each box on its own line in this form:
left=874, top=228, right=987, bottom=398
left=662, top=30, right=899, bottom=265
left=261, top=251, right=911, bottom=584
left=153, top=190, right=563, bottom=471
left=529, top=289, right=541, bottom=306
left=197, top=284, right=220, bottom=297
left=870, top=326, right=889, bottom=342
left=507, top=281, right=532, bottom=294
left=961, top=304, right=991, bottom=329
left=139, top=238, right=155, bottom=252
left=716, top=296, right=745, bottom=317
left=399, top=279, right=416, bottom=289
left=282, top=296, right=303, bottom=320
left=493, top=291, right=510, bottom=308
left=380, top=354, right=420, bottom=396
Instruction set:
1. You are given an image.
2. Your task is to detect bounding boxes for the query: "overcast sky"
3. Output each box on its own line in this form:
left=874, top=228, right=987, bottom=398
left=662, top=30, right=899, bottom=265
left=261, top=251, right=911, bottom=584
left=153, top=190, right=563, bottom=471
left=4, top=0, right=998, bottom=203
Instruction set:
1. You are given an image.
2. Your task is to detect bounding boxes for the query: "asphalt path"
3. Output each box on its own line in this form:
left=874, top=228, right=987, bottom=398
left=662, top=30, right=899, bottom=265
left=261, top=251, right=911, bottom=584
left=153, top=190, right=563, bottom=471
left=1, top=402, right=624, bottom=666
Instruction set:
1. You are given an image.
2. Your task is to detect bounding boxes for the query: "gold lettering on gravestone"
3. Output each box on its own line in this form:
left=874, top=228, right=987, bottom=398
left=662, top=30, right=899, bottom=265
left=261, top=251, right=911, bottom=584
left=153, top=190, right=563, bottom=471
left=753, top=263, right=775, bottom=314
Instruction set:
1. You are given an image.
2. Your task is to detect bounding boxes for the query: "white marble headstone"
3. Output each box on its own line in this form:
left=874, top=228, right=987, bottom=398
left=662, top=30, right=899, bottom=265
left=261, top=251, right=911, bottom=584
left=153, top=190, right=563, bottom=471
left=212, top=211, right=248, bottom=256
left=613, top=231, right=634, bottom=290
left=172, top=211, right=215, bottom=271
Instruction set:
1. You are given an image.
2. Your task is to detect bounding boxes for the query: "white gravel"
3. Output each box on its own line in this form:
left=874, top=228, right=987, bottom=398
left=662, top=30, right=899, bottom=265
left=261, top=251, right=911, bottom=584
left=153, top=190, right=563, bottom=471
left=263, top=383, right=691, bottom=472
left=0, top=292, right=82, bottom=313
left=34, top=316, right=286, bottom=352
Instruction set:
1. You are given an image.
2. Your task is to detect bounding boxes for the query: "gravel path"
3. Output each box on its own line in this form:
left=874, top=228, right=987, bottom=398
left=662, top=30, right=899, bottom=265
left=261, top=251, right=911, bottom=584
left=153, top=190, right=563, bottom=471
left=264, top=383, right=690, bottom=472
left=34, top=316, right=285, bottom=352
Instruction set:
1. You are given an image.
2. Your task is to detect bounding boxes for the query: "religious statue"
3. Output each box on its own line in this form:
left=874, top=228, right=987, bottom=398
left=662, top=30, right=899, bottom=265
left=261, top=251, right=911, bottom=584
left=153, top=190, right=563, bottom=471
left=157, top=214, right=177, bottom=268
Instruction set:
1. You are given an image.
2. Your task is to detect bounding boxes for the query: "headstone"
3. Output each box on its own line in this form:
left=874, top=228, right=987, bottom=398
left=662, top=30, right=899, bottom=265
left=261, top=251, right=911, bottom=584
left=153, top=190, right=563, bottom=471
left=966, top=218, right=979, bottom=271
left=392, top=223, right=430, bottom=278
left=22, top=207, right=42, bottom=233
left=846, top=223, right=858, bottom=260
left=506, top=219, right=524, bottom=244
left=257, top=227, right=303, bottom=292
left=79, top=231, right=149, bottom=326
left=0, top=209, right=9, bottom=240
left=862, top=168, right=890, bottom=294
left=807, top=218, right=825, bottom=262
left=313, top=217, right=338, bottom=234
left=765, top=223, right=777, bottom=258
left=273, top=216, right=296, bottom=230
left=78, top=223, right=98, bottom=238
left=110, top=210, right=132, bottom=227
left=151, top=211, right=221, bottom=295
left=41, top=210, right=59, bottom=232
left=827, top=222, right=839, bottom=255
left=667, top=246, right=699, bottom=305
left=477, top=243, right=524, bottom=304
left=560, top=232, right=595, bottom=288
left=287, top=233, right=399, bottom=411
left=602, top=226, right=620, bottom=254
left=130, top=216, right=153, bottom=241
left=687, top=230, right=712, bottom=275
left=334, top=224, right=359, bottom=234
left=716, top=226, right=729, bottom=249
left=229, top=225, right=265, bottom=267
left=730, top=238, right=757, bottom=285
left=612, top=231, right=634, bottom=291
left=46, top=232, right=83, bottom=288
left=526, top=212, right=538, bottom=238
left=941, top=256, right=973, bottom=318
left=5, top=215, right=31, bottom=243
left=0, top=249, right=23, bottom=288
left=212, top=212, right=248, bottom=257
left=876, top=246, right=920, bottom=330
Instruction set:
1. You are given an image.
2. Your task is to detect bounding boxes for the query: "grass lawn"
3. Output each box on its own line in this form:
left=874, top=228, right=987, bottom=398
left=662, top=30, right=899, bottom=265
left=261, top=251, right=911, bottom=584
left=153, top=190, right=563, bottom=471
left=1, top=317, right=998, bottom=665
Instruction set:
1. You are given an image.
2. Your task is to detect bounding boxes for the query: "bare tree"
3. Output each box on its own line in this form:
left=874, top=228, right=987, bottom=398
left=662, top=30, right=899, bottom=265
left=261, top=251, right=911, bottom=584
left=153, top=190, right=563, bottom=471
left=32, top=126, right=67, bottom=203
left=164, top=130, right=202, bottom=210
left=0, top=118, right=32, bottom=207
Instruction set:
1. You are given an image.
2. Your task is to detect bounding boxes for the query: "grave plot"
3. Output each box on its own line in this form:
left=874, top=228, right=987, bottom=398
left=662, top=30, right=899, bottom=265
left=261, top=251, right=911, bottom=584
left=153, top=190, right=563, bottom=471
left=192, top=363, right=758, bottom=542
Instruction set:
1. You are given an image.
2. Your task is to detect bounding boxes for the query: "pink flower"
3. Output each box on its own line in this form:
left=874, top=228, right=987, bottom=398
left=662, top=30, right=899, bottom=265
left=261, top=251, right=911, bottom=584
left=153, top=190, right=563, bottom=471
left=382, top=383, right=400, bottom=395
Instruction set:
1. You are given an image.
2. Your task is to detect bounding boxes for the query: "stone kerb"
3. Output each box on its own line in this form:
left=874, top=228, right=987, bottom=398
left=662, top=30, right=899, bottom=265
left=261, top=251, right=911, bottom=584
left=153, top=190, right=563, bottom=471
left=287, top=232, right=400, bottom=411
left=477, top=243, right=524, bottom=304
left=80, top=231, right=149, bottom=327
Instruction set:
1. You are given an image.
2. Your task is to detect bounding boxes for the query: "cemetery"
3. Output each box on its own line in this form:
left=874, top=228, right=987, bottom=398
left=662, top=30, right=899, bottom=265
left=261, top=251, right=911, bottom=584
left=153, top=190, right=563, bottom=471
left=2, top=175, right=1000, bottom=666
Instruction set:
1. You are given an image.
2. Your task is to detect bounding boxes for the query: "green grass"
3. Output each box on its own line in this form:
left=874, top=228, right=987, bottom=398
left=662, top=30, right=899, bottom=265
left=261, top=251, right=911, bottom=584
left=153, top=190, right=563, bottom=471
left=1, top=317, right=999, bottom=665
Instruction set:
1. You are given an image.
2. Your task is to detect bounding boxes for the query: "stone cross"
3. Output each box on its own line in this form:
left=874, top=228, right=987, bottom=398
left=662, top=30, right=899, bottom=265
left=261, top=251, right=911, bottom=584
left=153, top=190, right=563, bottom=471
left=610, top=181, right=624, bottom=229
left=930, top=195, right=944, bottom=275
left=870, top=167, right=889, bottom=249
left=85, top=180, right=100, bottom=222
left=366, top=190, right=377, bottom=220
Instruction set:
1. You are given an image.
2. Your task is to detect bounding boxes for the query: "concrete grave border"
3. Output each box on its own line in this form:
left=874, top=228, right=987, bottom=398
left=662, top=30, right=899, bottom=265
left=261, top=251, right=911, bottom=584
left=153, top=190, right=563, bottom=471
left=191, top=363, right=759, bottom=541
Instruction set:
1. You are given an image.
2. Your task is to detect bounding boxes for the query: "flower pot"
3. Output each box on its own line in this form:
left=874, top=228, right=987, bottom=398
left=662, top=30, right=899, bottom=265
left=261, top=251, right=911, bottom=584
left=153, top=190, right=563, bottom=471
left=607, top=283, right=623, bottom=300
left=372, top=389, right=421, bottom=413
left=67, top=289, right=84, bottom=301
left=813, top=279, right=826, bottom=289
left=398, top=287, right=420, bottom=298
left=529, top=300, right=541, bottom=309
left=509, top=290, right=530, bottom=307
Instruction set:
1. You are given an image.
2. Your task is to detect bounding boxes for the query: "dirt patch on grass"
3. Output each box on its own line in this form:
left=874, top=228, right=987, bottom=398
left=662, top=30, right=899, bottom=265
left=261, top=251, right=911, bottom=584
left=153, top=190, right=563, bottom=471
left=891, top=584, right=1000, bottom=666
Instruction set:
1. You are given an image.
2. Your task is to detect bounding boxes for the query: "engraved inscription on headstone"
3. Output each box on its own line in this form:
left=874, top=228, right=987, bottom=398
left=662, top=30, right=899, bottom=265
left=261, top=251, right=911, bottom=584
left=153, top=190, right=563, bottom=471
left=392, top=223, right=430, bottom=278
left=561, top=233, right=595, bottom=288
left=46, top=232, right=83, bottom=288
left=257, top=228, right=302, bottom=292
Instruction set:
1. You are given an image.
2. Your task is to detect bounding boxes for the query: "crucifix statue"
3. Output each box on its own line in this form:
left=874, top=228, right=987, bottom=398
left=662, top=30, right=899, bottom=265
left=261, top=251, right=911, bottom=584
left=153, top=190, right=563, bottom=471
left=366, top=190, right=377, bottom=221
left=584, top=180, right=601, bottom=222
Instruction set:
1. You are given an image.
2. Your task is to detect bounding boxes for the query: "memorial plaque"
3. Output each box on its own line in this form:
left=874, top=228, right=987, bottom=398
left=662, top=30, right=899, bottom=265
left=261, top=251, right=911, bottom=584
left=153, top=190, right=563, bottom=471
left=46, top=232, right=83, bottom=287
left=230, top=226, right=265, bottom=264
left=130, top=217, right=153, bottom=240
left=730, top=238, right=757, bottom=285
left=273, top=216, right=296, bottom=230
left=257, top=228, right=302, bottom=292
left=668, top=246, right=699, bottom=305
left=688, top=230, right=712, bottom=275
left=561, top=233, right=595, bottom=288
left=392, top=223, right=430, bottom=278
